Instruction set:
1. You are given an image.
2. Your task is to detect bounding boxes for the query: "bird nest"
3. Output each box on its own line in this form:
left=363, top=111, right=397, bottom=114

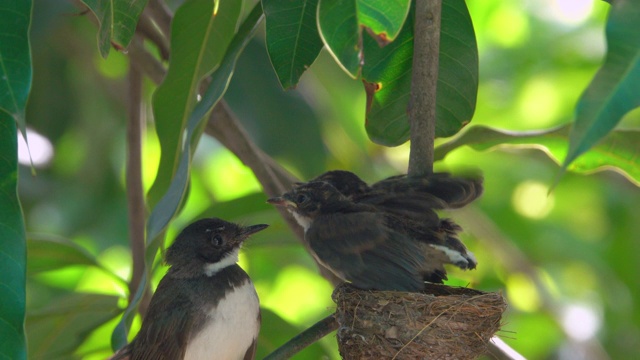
left=332, top=283, right=506, bottom=360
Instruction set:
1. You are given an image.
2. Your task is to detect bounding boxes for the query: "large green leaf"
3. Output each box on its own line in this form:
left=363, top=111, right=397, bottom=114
left=0, top=0, right=32, bottom=134
left=0, top=1, right=31, bottom=359
left=263, top=0, right=324, bottom=89
left=357, top=0, right=411, bottom=44
left=435, top=125, right=640, bottom=185
left=147, top=0, right=241, bottom=210
left=112, top=4, right=265, bottom=350
left=26, top=293, right=120, bottom=360
left=27, top=235, right=99, bottom=274
left=363, top=0, right=478, bottom=146
left=564, top=1, right=640, bottom=171
left=317, top=0, right=362, bottom=78
left=81, top=0, right=149, bottom=58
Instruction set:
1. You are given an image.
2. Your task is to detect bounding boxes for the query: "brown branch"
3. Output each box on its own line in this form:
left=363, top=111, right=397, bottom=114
left=263, top=314, right=338, bottom=360
left=125, top=39, right=150, bottom=315
left=146, top=0, right=173, bottom=40
left=137, top=8, right=170, bottom=61
left=408, top=0, right=441, bottom=177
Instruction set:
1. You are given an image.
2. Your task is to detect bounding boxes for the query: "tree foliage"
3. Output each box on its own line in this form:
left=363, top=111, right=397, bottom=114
left=2, top=0, right=639, bottom=359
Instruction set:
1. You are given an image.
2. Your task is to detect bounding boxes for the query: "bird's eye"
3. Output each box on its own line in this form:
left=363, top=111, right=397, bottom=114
left=210, top=234, right=224, bottom=247
left=296, top=194, right=308, bottom=204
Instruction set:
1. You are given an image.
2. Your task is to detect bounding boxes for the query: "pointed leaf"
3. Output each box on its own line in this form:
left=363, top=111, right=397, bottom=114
left=0, top=1, right=31, bottom=359
left=318, top=0, right=362, bottom=78
left=26, top=294, right=120, bottom=359
left=363, top=0, right=478, bottom=146
left=435, top=125, right=640, bottom=185
left=357, top=0, right=411, bottom=45
left=564, top=1, right=640, bottom=170
left=81, top=0, right=149, bottom=58
left=147, top=0, right=241, bottom=209
left=263, top=0, right=324, bottom=89
left=0, top=0, right=32, bottom=134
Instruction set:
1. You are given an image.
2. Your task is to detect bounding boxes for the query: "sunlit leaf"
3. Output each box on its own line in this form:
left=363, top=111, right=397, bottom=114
left=318, top=0, right=362, bottom=78
left=263, top=0, right=324, bottom=89
left=81, top=0, right=149, bottom=58
left=564, top=1, right=640, bottom=171
left=363, top=0, right=478, bottom=146
left=0, top=0, right=32, bottom=135
left=435, top=125, right=640, bottom=185
left=147, top=0, right=242, bottom=210
left=26, top=293, right=120, bottom=360
left=27, top=235, right=99, bottom=274
left=358, top=0, right=411, bottom=45
left=0, top=1, right=31, bottom=359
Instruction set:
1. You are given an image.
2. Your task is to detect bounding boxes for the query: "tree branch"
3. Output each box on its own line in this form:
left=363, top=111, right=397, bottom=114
left=125, top=40, right=149, bottom=315
left=263, top=314, right=338, bottom=360
left=408, top=0, right=441, bottom=177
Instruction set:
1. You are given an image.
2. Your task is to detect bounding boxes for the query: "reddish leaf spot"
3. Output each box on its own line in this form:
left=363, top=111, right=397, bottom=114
left=364, top=27, right=391, bottom=47
left=363, top=80, right=382, bottom=114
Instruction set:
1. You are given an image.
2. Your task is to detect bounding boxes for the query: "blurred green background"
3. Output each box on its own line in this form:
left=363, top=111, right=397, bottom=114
left=21, top=0, right=638, bottom=359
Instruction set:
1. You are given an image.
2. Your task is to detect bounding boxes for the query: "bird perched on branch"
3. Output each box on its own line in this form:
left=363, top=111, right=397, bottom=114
left=111, top=218, right=268, bottom=360
left=270, top=171, right=481, bottom=291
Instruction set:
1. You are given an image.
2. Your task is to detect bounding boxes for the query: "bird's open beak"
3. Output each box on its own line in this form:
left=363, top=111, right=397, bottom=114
left=266, top=196, right=296, bottom=208
left=242, top=224, right=269, bottom=236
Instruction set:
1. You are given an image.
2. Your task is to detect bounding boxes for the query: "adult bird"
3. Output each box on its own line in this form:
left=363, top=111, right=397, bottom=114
left=111, top=218, right=267, bottom=360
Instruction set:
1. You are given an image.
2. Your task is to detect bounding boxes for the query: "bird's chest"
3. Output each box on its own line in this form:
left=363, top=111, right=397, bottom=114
left=184, top=280, right=260, bottom=360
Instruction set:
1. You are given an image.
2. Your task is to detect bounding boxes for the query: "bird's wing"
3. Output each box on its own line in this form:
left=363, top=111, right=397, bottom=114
left=129, top=277, right=194, bottom=360
left=308, top=212, right=426, bottom=291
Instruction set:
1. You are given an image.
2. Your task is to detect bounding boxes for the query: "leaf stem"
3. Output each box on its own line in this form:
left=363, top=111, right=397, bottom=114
left=408, top=0, right=441, bottom=177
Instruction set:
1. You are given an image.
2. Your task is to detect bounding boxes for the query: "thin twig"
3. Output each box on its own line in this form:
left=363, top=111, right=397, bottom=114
left=137, top=8, right=170, bottom=61
left=125, top=39, right=149, bottom=315
left=408, top=0, right=441, bottom=177
left=146, top=0, right=173, bottom=40
left=263, top=314, right=338, bottom=360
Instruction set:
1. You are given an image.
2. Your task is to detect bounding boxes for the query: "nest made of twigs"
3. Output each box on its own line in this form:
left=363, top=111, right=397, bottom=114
left=332, top=283, right=506, bottom=360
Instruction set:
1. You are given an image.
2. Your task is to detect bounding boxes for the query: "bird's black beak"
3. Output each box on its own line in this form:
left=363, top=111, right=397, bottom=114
left=267, top=196, right=296, bottom=208
left=241, top=224, right=269, bottom=236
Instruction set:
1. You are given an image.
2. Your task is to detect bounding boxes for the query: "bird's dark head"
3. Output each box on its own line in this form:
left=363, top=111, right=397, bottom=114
left=165, top=218, right=268, bottom=278
left=311, top=170, right=370, bottom=198
left=267, top=181, right=347, bottom=229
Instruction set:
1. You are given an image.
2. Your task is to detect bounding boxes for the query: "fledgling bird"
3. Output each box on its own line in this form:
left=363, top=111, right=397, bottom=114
left=305, top=170, right=480, bottom=274
left=268, top=181, right=475, bottom=291
left=111, top=218, right=267, bottom=360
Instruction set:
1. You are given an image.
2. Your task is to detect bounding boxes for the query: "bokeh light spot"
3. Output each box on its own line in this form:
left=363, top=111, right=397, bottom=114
left=561, top=302, right=601, bottom=341
left=18, top=128, right=54, bottom=167
left=486, top=4, right=530, bottom=47
left=203, top=149, right=261, bottom=201
left=517, top=78, right=562, bottom=127
left=261, top=265, right=334, bottom=325
left=506, top=272, right=542, bottom=312
left=512, top=181, right=555, bottom=219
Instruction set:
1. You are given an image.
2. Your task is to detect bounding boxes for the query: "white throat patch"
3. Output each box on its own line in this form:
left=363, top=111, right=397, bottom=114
left=203, top=247, right=239, bottom=276
left=291, top=211, right=313, bottom=232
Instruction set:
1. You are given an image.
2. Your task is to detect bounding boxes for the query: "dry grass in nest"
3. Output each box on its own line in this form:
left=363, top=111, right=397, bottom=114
left=332, top=283, right=506, bottom=360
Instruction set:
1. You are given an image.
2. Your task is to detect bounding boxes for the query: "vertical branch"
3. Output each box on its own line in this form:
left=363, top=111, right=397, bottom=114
left=408, top=0, right=441, bottom=177
left=126, top=41, right=148, bottom=313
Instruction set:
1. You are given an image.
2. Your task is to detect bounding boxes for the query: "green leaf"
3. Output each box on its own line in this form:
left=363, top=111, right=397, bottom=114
left=26, top=293, right=120, bottom=360
left=263, top=0, right=324, bottom=89
left=147, top=0, right=241, bottom=210
left=363, top=0, right=478, bottom=146
left=27, top=235, right=100, bottom=274
left=0, top=115, right=27, bottom=360
left=318, top=0, right=362, bottom=78
left=357, top=0, right=411, bottom=45
left=564, top=1, right=640, bottom=170
left=112, top=4, right=265, bottom=350
left=0, top=0, right=32, bottom=134
left=0, top=1, right=31, bottom=359
left=81, top=0, right=149, bottom=58
left=435, top=125, right=640, bottom=185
